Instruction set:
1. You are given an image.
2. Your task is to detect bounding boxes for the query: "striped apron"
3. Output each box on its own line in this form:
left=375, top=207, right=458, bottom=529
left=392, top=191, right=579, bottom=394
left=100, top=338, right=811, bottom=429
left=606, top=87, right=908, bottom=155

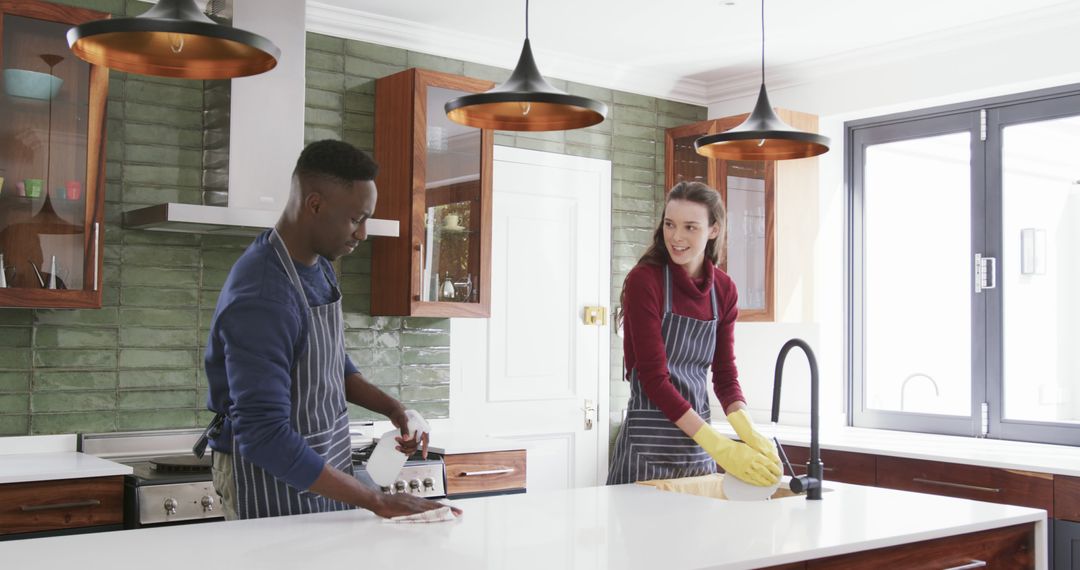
left=608, top=265, right=719, bottom=485
left=231, top=229, right=355, bottom=519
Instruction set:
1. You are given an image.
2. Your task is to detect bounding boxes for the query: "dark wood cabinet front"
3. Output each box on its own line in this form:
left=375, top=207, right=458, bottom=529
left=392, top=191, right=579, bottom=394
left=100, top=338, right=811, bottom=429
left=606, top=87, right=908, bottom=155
left=0, top=475, right=123, bottom=536
left=781, top=444, right=877, bottom=486
left=806, top=523, right=1035, bottom=569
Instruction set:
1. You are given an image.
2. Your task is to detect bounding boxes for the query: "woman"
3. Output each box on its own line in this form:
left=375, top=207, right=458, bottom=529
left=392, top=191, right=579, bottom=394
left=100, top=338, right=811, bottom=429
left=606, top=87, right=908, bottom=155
left=607, top=181, right=781, bottom=486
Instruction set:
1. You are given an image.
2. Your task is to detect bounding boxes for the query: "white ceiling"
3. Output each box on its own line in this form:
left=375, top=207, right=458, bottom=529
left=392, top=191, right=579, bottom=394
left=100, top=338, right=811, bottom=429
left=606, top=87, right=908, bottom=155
left=306, top=0, right=1080, bottom=106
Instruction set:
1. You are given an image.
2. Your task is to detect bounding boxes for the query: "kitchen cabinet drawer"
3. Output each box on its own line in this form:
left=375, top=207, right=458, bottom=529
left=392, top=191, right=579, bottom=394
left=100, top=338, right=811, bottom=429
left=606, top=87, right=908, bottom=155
left=1055, top=475, right=1080, bottom=522
left=0, top=476, right=123, bottom=536
left=806, top=523, right=1035, bottom=569
left=780, top=445, right=876, bottom=486
left=876, top=456, right=1054, bottom=515
left=444, top=450, right=525, bottom=498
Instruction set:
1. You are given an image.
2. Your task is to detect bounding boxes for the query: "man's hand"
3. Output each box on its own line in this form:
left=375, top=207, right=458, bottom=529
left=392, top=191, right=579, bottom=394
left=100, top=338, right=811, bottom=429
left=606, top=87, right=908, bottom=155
left=371, top=493, right=462, bottom=519
left=389, top=408, right=430, bottom=459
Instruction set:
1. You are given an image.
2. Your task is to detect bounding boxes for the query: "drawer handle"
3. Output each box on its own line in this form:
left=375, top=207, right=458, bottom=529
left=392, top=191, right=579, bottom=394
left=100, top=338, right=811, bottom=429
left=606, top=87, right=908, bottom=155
left=792, top=464, right=836, bottom=473
left=912, top=478, right=1001, bottom=494
left=943, top=560, right=987, bottom=569
left=20, top=499, right=102, bottom=512
left=459, top=468, right=514, bottom=477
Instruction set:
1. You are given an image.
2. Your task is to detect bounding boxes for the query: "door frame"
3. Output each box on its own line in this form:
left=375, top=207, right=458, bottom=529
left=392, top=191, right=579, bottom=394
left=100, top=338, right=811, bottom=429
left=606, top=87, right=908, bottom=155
left=448, top=145, right=612, bottom=486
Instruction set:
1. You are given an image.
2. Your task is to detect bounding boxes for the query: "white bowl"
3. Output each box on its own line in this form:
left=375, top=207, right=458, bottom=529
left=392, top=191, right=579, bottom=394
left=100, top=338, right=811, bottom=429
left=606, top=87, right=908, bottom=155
left=3, top=69, right=62, bottom=101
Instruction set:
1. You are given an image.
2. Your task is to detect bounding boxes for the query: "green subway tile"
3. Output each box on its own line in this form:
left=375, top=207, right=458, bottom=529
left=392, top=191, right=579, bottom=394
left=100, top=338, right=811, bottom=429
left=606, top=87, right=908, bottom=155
left=519, top=129, right=565, bottom=143
left=119, top=369, right=197, bottom=388
left=118, top=409, right=198, bottom=430
left=565, top=130, right=611, bottom=148
left=102, top=286, right=121, bottom=307
left=565, top=144, right=610, bottom=161
left=119, top=349, right=196, bottom=369
left=33, top=391, right=113, bottom=413
left=124, top=144, right=201, bottom=168
left=658, top=113, right=698, bottom=129
left=122, top=164, right=201, bottom=187
left=200, top=249, right=242, bottom=270
left=119, top=327, right=197, bottom=348
left=402, top=318, right=449, bottom=332
left=120, top=287, right=199, bottom=307
left=306, top=50, right=344, bottom=73
left=614, top=211, right=658, bottom=230
left=344, top=57, right=404, bottom=79
left=344, top=330, right=375, bottom=348
left=374, top=332, right=399, bottom=349
left=105, top=160, right=122, bottom=181
left=614, top=91, right=656, bottom=110
left=306, top=107, right=343, bottom=129
left=339, top=255, right=371, bottom=274
left=613, top=179, right=656, bottom=201
left=0, top=371, right=30, bottom=392
left=401, top=384, right=449, bottom=402
left=612, top=104, right=657, bottom=126
left=0, top=415, right=28, bottom=435
left=347, top=348, right=400, bottom=368
left=340, top=294, right=370, bottom=314
left=613, top=150, right=656, bottom=170
left=306, top=69, right=345, bottom=92
left=121, top=266, right=199, bottom=288
left=494, top=133, right=516, bottom=147
left=306, top=126, right=341, bottom=143
left=122, top=245, right=200, bottom=267
left=343, top=74, right=377, bottom=93
left=515, top=138, right=565, bottom=154
left=404, top=401, right=448, bottom=419
left=401, top=348, right=448, bottom=366
left=32, top=412, right=116, bottom=434
left=613, top=121, right=657, bottom=139
left=0, top=348, right=31, bottom=369
left=34, top=371, right=117, bottom=391
left=567, top=82, right=614, bottom=103
left=401, top=331, right=449, bottom=348
left=125, top=80, right=202, bottom=109
left=199, top=291, right=219, bottom=309
left=343, top=315, right=400, bottom=330
left=613, top=196, right=654, bottom=214
left=347, top=406, right=380, bottom=422
left=107, top=101, right=124, bottom=120
left=402, top=366, right=449, bottom=385
left=612, top=136, right=657, bottom=155
left=345, top=40, right=408, bottom=65
left=307, top=32, right=344, bottom=54
left=658, top=99, right=706, bottom=120
left=0, top=310, right=33, bottom=325
left=0, top=327, right=31, bottom=347
left=201, top=268, right=231, bottom=289
left=124, top=101, right=202, bottom=128
left=124, top=123, right=202, bottom=148
left=35, top=308, right=120, bottom=327
left=342, top=130, right=373, bottom=151
left=306, top=88, right=343, bottom=110
left=361, top=367, right=401, bottom=387
left=196, top=409, right=217, bottom=425
left=343, top=91, right=374, bottom=113
left=118, top=389, right=194, bottom=409
left=0, top=394, right=28, bottom=413
left=34, top=349, right=117, bottom=369
left=122, top=231, right=200, bottom=247
left=343, top=112, right=373, bottom=132
left=406, top=52, right=464, bottom=75
left=462, top=61, right=508, bottom=83
left=613, top=165, right=655, bottom=185
left=35, top=327, right=118, bottom=349
left=614, top=242, right=648, bottom=259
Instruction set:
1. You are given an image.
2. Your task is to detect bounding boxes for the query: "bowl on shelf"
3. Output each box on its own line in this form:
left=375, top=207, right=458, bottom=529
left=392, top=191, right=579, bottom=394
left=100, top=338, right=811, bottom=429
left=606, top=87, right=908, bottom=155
left=3, top=69, right=62, bottom=101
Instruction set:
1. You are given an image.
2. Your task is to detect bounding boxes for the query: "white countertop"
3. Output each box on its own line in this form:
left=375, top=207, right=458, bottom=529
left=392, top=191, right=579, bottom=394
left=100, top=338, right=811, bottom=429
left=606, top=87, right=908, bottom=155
left=714, top=422, right=1080, bottom=477
left=0, top=452, right=132, bottom=484
left=0, top=481, right=1046, bottom=569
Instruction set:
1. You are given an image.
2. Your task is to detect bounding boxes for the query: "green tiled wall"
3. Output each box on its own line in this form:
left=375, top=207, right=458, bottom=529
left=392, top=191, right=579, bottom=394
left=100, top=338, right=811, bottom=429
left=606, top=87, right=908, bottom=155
left=0, top=0, right=705, bottom=436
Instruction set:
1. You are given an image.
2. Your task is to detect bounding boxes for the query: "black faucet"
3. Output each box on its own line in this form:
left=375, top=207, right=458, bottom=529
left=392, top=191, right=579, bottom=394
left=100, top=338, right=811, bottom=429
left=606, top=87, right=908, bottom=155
left=771, top=338, right=823, bottom=500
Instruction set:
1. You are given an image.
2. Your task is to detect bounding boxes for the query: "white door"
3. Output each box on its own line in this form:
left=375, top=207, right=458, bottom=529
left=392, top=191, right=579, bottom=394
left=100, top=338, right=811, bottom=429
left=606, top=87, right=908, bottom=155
left=450, top=146, right=611, bottom=491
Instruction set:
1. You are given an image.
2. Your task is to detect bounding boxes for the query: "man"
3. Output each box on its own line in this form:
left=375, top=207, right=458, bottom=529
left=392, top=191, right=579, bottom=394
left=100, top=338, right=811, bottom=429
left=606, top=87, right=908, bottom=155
left=203, top=140, right=457, bottom=520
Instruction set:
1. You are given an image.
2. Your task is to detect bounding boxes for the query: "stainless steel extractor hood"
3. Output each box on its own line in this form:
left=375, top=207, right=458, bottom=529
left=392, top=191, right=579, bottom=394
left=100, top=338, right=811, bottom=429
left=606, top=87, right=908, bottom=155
left=122, top=0, right=398, bottom=238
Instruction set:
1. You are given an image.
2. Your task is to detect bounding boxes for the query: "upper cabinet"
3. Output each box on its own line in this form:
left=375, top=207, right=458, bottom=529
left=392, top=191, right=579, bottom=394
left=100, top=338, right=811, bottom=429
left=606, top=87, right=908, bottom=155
left=372, top=68, right=494, bottom=318
left=0, top=0, right=109, bottom=309
left=666, top=109, right=820, bottom=322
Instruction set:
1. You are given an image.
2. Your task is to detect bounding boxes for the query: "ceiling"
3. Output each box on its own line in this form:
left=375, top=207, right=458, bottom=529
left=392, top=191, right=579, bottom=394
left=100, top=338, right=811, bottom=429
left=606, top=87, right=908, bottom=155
left=306, top=0, right=1080, bottom=106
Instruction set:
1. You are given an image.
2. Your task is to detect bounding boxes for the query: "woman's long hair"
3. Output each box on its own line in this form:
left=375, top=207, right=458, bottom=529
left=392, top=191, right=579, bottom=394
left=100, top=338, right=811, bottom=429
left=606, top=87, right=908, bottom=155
left=616, top=181, right=727, bottom=331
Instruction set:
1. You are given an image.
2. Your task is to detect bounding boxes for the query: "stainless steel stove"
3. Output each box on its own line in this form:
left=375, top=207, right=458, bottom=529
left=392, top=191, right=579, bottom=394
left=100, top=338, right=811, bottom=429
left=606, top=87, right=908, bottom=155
left=350, top=442, right=447, bottom=499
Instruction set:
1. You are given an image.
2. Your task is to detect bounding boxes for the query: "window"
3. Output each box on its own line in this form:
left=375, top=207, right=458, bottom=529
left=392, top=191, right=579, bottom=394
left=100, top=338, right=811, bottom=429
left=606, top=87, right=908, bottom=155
left=847, top=85, right=1080, bottom=445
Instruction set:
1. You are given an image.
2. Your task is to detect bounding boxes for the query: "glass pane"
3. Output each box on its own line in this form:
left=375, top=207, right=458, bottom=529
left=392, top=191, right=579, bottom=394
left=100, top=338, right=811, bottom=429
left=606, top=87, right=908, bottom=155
left=0, top=15, right=90, bottom=291
left=1001, top=115, right=1080, bottom=424
left=864, top=132, right=971, bottom=415
left=421, top=86, right=481, bottom=303
left=726, top=161, right=767, bottom=310
left=672, top=133, right=707, bottom=185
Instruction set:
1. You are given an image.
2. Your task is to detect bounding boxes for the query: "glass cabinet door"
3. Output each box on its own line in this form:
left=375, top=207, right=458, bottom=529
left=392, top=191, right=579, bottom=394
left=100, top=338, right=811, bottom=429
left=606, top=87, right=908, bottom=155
left=722, top=160, right=771, bottom=314
left=670, top=132, right=709, bottom=186
left=0, top=1, right=108, bottom=308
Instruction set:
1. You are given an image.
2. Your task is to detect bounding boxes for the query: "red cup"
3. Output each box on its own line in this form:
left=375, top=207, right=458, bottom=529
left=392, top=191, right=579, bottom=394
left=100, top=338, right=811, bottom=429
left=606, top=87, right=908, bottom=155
left=65, top=180, right=82, bottom=201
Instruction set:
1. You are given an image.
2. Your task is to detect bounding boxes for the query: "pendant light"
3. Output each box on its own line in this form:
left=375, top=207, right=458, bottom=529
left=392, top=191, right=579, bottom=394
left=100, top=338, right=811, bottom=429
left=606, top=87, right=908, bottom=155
left=444, top=0, right=606, bottom=131
left=694, top=0, right=829, bottom=160
left=67, top=0, right=279, bottom=80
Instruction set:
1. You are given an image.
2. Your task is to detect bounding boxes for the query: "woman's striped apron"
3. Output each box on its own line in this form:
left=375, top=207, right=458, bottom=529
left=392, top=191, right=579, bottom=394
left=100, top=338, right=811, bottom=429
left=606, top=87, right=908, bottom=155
left=231, top=229, right=355, bottom=518
left=608, top=265, right=718, bottom=484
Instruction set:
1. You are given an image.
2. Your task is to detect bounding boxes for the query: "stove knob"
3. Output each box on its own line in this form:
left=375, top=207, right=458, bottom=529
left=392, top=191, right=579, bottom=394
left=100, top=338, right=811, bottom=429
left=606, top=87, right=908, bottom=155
left=163, top=497, right=179, bottom=516
left=394, top=480, right=406, bottom=493
left=380, top=486, right=392, bottom=494
left=201, top=495, right=215, bottom=512
left=423, top=477, right=434, bottom=490
left=409, top=479, right=421, bottom=493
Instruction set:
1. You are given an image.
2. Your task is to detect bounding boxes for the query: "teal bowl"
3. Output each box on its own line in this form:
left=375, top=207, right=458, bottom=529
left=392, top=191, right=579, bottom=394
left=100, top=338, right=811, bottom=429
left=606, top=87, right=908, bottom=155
left=3, top=69, right=63, bottom=101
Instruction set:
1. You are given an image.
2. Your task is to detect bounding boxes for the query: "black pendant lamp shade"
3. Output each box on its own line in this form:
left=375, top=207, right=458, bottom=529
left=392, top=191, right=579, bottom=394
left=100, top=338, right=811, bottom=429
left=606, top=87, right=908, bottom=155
left=444, top=2, right=606, bottom=131
left=694, top=0, right=829, bottom=161
left=67, top=0, right=280, bottom=80
left=694, top=83, right=830, bottom=160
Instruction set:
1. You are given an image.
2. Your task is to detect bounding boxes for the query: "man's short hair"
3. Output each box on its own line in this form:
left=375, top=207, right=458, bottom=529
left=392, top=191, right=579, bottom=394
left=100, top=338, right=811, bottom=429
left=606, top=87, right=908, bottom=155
left=293, top=139, right=378, bottom=183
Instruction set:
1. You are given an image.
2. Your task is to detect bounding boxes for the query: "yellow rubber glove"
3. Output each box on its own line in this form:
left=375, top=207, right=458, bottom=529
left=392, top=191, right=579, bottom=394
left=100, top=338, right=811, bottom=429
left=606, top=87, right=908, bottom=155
left=727, top=409, right=781, bottom=466
left=691, top=424, right=781, bottom=487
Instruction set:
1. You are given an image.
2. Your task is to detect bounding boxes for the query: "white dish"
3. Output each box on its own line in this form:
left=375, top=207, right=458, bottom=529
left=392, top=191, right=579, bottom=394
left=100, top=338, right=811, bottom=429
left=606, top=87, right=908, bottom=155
left=721, top=472, right=781, bottom=501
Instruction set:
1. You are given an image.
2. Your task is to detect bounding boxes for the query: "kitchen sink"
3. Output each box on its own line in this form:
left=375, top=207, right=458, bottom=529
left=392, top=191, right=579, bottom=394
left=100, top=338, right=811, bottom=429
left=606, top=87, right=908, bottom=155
left=637, top=474, right=833, bottom=500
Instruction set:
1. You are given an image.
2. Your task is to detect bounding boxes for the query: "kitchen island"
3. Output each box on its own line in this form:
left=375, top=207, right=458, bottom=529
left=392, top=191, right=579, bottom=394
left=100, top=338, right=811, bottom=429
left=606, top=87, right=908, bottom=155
left=0, top=481, right=1046, bottom=569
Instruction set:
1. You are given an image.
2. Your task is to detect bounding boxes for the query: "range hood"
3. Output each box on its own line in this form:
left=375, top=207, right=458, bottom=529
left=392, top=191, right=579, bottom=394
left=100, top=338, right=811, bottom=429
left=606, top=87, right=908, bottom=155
left=122, top=0, right=398, bottom=238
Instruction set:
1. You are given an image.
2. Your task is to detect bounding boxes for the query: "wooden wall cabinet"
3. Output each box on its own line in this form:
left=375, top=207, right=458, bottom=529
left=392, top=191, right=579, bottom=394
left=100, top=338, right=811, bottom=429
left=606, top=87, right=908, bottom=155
left=372, top=68, right=494, bottom=317
left=665, top=109, right=819, bottom=322
left=0, top=0, right=109, bottom=309
left=0, top=475, right=123, bottom=538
